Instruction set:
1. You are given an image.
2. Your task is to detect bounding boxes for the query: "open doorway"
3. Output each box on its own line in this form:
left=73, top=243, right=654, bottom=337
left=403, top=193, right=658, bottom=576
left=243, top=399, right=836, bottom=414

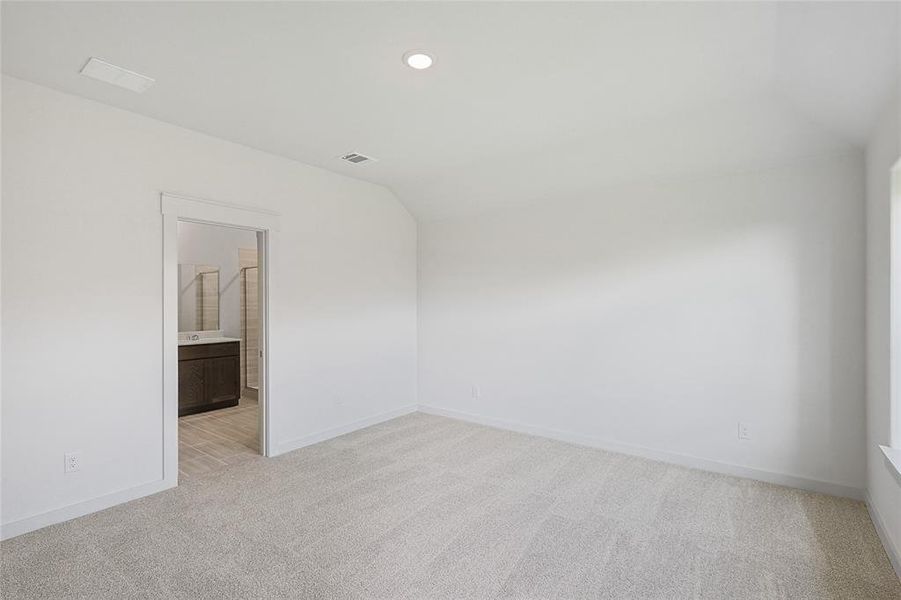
left=176, top=222, right=260, bottom=479
left=162, top=192, right=278, bottom=488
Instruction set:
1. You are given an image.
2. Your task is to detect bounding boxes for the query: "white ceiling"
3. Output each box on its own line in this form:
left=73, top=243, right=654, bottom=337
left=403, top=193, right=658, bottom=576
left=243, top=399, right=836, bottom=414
left=3, top=2, right=898, bottom=221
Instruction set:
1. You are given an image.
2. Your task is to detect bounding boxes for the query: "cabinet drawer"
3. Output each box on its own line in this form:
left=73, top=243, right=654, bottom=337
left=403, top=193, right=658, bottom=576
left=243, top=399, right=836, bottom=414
left=178, top=341, right=239, bottom=361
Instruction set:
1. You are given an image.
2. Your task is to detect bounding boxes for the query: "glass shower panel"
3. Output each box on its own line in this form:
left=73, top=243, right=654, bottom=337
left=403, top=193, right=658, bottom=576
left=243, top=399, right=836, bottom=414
left=242, top=266, right=260, bottom=390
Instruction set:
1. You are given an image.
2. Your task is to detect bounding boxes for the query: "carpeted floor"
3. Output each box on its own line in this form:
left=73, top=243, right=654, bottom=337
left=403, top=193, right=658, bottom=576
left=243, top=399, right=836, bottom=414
left=2, top=412, right=899, bottom=599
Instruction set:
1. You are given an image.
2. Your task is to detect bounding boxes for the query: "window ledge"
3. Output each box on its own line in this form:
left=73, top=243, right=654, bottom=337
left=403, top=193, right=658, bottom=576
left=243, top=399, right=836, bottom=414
left=881, top=445, right=901, bottom=482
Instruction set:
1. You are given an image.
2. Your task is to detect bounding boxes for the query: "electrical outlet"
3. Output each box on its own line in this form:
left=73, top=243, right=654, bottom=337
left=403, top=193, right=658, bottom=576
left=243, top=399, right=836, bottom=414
left=738, top=422, right=751, bottom=441
left=64, top=452, right=81, bottom=473
left=472, top=384, right=481, bottom=399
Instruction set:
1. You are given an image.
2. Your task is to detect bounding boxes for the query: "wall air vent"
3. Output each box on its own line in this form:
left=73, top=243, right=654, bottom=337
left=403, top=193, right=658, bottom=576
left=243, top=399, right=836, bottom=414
left=340, top=152, right=377, bottom=164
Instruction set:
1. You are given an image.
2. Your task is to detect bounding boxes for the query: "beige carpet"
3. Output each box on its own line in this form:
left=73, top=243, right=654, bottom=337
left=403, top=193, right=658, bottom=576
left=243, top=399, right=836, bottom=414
left=2, top=412, right=899, bottom=599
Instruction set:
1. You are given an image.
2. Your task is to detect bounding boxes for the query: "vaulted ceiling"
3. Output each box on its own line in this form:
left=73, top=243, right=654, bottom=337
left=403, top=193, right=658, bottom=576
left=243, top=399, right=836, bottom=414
left=3, top=2, right=898, bottom=220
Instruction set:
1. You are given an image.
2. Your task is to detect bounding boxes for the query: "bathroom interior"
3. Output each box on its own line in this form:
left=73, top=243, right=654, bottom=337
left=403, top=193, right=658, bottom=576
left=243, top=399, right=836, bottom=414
left=177, top=221, right=260, bottom=479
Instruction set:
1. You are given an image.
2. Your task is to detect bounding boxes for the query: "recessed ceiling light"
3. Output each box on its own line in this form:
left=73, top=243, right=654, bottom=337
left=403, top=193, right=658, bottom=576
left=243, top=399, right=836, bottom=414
left=80, top=57, right=155, bottom=93
left=403, top=51, right=434, bottom=70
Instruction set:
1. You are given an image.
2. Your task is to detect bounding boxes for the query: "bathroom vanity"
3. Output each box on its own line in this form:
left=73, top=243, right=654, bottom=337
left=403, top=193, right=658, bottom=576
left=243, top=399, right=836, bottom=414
left=178, top=336, right=241, bottom=416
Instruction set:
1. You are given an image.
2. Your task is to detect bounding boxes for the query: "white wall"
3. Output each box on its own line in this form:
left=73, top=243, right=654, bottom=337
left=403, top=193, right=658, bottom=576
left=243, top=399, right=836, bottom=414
left=865, top=96, right=901, bottom=573
left=0, top=77, right=418, bottom=533
left=419, top=154, right=866, bottom=496
left=176, top=221, right=257, bottom=337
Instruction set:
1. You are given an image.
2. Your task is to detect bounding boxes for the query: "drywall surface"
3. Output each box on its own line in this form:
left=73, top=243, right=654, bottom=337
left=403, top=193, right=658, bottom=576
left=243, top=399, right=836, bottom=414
left=865, top=96, right=901, bottom=573
left=419, top=154, right=866, bottom=494
left=1, top=77, right=417, bottom=532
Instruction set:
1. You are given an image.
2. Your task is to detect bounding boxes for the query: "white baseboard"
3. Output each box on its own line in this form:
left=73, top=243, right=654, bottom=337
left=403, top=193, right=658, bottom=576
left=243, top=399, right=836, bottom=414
left=1, top=478, right=174, bottom=541
left=1, top=405, right=417, bottom=541
left=418, top=404, right=863, bottom=500
left=276, top=404, right=418, bottom=455
left=866, top=492, right=901, bottom=581
left=2, top=403, right=864, bottom=543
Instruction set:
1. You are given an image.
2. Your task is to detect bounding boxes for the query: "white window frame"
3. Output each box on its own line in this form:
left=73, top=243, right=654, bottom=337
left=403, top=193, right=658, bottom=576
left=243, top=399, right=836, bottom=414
left=885, top=161, right=901, bottom=474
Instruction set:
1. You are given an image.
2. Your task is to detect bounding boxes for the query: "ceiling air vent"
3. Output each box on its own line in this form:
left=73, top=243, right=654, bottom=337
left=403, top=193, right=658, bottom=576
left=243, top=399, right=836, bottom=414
left=80, top=57, right=155, bottom=93
left=340, top=152, right=377, bottom=164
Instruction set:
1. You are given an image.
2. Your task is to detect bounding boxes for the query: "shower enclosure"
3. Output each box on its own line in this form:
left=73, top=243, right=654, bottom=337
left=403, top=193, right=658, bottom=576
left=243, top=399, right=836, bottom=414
left=241, top=264, right=260, bottom=394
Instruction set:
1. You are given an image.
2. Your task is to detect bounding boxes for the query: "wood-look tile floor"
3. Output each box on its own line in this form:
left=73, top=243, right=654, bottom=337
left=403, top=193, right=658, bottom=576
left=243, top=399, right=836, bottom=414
left=178, top=396, right=259, bottom=480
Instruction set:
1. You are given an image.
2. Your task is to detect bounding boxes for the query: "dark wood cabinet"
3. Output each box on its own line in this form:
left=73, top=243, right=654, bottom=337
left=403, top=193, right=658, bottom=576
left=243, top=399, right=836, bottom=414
left=178, top=359, right=207, bottom=413
left=178, top=341, right=240, bottom=416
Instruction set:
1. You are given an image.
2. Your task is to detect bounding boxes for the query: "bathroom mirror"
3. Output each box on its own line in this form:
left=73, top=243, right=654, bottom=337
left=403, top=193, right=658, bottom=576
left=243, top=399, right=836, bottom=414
left=178, top=264, right=220, bottom=332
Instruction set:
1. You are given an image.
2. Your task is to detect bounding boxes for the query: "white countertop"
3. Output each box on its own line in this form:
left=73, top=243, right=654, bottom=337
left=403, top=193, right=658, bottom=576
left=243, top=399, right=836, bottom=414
left=178, top=336, right=242, bottom=346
